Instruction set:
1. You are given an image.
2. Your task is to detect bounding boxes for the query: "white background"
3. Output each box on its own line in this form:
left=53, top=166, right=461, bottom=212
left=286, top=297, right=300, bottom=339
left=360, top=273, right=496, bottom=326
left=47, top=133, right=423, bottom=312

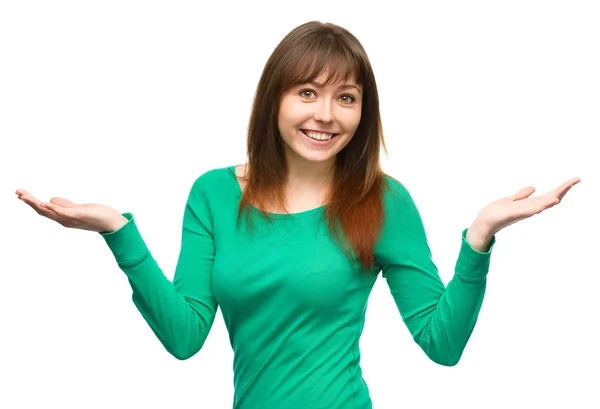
left=2, top=1, right=598, bottom=408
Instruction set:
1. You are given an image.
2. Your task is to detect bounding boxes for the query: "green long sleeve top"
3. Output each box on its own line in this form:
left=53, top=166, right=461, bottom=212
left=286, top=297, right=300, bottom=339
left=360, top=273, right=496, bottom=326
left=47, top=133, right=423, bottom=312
left=100, top=165, right=495, bottom=409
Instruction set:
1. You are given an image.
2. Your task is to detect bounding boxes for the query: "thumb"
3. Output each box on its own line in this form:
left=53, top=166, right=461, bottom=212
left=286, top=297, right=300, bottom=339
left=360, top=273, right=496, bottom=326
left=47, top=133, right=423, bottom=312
left=511, top=186, right=535, bottom=201
left=50, top=197, right=77, bottom=208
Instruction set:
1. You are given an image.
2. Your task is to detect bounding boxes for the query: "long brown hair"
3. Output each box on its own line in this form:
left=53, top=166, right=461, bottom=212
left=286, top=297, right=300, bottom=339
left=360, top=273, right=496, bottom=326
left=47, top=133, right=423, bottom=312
left=237, top=21, right=391, bottom=271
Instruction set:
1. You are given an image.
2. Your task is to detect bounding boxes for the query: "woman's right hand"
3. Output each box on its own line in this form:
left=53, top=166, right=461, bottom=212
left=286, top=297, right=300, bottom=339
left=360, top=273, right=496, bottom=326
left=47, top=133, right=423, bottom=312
left=16, top=189, right=128, bottom=233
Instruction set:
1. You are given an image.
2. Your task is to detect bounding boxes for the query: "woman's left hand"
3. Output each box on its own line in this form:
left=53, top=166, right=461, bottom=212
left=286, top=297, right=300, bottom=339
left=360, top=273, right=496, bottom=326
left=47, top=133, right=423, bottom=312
left=466, top=177, right=581, bottom=251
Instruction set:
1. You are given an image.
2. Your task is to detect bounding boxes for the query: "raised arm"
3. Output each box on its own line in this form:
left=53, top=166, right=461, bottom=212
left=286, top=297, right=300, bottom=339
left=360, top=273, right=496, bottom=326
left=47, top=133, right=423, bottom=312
left=100, top=174, right=219, bottom=360
left=375, top=175, right=579, bottom=366
left=16, top=173, right=219, bottom=361
left=375, top=179, right=495, bottom=366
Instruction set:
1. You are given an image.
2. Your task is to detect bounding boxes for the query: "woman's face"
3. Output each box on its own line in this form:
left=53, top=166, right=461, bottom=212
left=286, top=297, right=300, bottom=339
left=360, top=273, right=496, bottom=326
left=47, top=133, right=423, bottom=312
left=278, top=71, right=363, bottom=167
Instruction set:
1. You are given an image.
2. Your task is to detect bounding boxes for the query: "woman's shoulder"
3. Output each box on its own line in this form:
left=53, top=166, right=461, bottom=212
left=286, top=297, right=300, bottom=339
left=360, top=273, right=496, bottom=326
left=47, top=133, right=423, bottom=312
left=381, top=172, right=409, bottom=197
left=381, top=172, right=418, bottom=210
left=185, top=164, right=242, bottom=200
left=191, top=164, right=240, bottom=187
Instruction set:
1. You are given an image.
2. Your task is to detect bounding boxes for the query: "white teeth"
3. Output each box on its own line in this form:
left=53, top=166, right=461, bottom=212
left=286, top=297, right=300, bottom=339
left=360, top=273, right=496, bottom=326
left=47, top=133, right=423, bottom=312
left=304, top=130, right=335, bottom=141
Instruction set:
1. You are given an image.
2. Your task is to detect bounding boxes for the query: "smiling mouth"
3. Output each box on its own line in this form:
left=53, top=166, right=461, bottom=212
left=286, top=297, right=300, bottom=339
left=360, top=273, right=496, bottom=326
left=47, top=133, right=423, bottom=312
left=301, top=129, right=339, bottom=141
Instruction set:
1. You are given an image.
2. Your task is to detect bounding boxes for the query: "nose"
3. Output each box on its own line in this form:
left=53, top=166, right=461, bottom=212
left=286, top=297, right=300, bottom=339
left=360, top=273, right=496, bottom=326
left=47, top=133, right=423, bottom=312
left=313, top=100, right=333, bottom=123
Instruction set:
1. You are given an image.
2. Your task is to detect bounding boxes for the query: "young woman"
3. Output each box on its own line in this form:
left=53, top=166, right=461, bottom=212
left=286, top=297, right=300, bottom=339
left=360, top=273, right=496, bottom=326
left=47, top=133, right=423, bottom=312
left=16, top=21, right=579, bottom=409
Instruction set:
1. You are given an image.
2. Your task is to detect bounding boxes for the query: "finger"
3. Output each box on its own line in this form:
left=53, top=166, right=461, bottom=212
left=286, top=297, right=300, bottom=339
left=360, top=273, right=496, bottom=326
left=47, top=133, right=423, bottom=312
left=38, top=202, right=64, bottom=219
left=16, top=192, right=59, bottom=219
left=518, top=198, right=557, bottom=217
left=49, top=197, right=77, bottom=208
left=41, top=201, right=77, bottom=218
left=40, top=202, right=83, bottom=228
left=511, top=186, right=536, bottom=201
left=17, top=192, right=76, bottom=211
left=19, top=193, right=42, bottom=209
left=22, top=197, right=62, bottom=220
left=552, top=177, right=581, bottom=201
left=16, top=189, right=31, bottom=197
left=16, top=190, right=36, bottom=202
left=558, top=186, right=573, bottom=202
left=529, top=196, right=562, bottom=214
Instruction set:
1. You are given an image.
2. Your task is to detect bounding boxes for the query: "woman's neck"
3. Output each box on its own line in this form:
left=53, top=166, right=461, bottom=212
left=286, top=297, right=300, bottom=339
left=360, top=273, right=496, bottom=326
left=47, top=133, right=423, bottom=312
left=285, top=156, right=334, bottom=194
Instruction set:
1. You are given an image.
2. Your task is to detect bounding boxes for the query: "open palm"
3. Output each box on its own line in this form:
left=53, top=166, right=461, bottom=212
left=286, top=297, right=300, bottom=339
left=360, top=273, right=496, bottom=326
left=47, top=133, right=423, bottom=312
left=16, top=189, right=127, bottom=233
left=476, top=177, right=581, bottom=235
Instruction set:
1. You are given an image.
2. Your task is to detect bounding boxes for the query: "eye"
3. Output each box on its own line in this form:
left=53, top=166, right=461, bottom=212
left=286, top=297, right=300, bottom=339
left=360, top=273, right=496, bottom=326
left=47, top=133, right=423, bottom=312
left=339, top=94, right=356, bottom=104
left=299, top=89, right=316, bottom=99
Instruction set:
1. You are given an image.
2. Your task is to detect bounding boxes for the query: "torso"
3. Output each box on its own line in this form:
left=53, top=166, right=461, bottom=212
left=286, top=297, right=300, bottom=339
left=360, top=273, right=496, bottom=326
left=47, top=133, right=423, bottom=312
left=210, top=165, right=378, bottom=408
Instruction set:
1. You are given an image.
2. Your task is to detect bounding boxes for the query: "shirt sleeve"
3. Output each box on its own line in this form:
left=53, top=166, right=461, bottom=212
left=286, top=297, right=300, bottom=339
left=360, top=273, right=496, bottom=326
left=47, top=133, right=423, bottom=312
left=99, top=174, right=218, bottom=360
left=375, top=178, right=496, bottom=366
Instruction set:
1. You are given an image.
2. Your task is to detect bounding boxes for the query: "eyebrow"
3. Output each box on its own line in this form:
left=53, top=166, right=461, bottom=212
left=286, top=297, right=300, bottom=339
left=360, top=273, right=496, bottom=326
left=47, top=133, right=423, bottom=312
left=309, top=80, right=362, bottom=95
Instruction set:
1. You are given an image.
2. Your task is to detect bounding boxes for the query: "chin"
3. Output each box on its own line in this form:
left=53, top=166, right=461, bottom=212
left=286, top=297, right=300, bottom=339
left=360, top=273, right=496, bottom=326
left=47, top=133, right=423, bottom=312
left=303, top=155, right=337, bottom=163
left=287, top=149, right=337, bottom=164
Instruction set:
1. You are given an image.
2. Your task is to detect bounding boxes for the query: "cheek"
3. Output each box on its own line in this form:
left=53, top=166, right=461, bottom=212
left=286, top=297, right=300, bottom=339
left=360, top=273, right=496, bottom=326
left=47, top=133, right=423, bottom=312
left=341, top=109, right=362, bottom=132
left=278, top=100, right=303, bottom=128
left=277, top=107, right=292, bottom=137
left=278, top=105, right=304, bottom=144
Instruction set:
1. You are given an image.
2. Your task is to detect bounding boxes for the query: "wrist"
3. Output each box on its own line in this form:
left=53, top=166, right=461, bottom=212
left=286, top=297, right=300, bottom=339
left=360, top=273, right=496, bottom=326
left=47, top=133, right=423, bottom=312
left=466, top=221, right=494, bottom=252
left=105, top=215, right=128, bottom=233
